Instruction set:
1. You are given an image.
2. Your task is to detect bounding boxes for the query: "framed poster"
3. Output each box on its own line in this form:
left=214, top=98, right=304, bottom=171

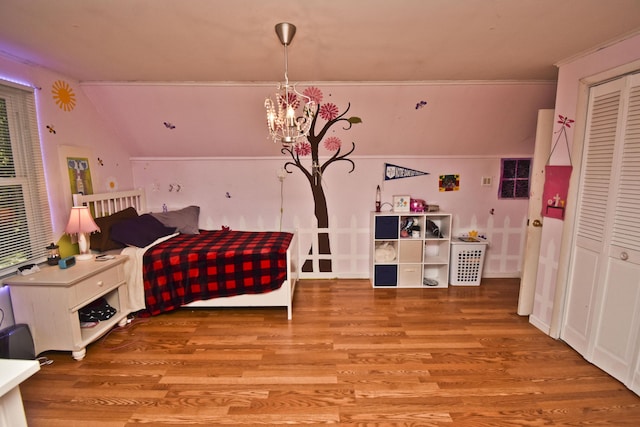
left=58, top=145, right=97, bottom=206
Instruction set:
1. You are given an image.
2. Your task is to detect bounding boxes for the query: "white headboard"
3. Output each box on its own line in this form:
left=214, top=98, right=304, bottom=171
left=72, top=189, right=147, bottom=218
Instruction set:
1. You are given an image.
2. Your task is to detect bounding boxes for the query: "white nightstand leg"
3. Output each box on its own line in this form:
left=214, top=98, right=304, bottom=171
left=72, top=348, right=86, bottom=361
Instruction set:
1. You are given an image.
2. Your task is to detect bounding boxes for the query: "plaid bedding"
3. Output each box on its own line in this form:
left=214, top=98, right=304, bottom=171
left=142, top=230, right=293, bottom=316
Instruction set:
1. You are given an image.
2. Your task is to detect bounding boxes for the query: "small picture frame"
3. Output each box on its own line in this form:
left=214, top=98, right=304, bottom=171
left=393, top=195, right=411, bottom=212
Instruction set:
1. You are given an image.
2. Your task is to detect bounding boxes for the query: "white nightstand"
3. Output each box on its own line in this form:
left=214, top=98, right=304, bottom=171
left=5, top=256, right=130, bottom=360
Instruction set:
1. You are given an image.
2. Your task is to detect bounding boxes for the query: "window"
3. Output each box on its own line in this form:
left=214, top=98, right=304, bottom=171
left=0, top=81, right=52, bottom=276
left=499, top=158, right=531, bottom=199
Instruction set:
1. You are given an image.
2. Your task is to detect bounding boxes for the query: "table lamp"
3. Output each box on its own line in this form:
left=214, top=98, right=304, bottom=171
left=65, top=206, right=100, bottom=260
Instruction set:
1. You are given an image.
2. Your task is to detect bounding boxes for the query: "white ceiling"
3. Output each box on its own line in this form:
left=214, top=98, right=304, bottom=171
left=1, top=0, right=640, bottom=84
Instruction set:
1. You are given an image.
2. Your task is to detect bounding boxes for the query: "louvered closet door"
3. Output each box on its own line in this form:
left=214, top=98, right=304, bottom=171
left=561, top=78, right=623, bottom=356
left=562, top=73, right=640, bottom=393
left=590, top=74, right=640, bottom=387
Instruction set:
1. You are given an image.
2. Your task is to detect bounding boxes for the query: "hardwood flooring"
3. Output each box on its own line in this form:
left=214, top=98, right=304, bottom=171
left=20, top=278, right=640, bottom=426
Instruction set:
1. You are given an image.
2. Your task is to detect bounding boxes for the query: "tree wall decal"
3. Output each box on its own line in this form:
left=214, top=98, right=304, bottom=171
left=280, top=87, right=361, bottom=272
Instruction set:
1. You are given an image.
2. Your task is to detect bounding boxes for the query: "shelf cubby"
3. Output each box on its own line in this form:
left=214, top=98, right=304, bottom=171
left=371, top=211, right=452, bottom=288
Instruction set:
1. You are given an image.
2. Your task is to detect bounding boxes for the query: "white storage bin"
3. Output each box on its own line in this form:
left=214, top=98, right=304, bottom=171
left=450, top=237, right=488, bottom=286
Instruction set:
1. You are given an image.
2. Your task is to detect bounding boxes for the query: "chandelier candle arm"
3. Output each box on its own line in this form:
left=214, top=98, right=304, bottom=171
left=265, top=22, right=316, bottom=145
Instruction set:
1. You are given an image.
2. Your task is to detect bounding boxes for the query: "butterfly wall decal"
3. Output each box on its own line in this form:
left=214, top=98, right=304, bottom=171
left=415, top=100, right=427, bottom=110
left=163, top=121, right=176, bottom=129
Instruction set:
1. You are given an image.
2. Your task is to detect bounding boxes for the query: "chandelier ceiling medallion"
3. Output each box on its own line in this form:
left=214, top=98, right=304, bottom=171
left=265, top=22, right=316, bottom=145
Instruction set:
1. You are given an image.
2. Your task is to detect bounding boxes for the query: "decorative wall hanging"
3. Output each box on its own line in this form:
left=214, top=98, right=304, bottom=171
left=384, top=163, right=429, bottom=181
left=51, top=80, right=76, bottom=112
left=542, top=166, right=571, bottom=219
left=58, top=145, right=97, bottom=205
left=542, top=115, right=573, bottom=220
left=66, top=156, right=93, bottom=196
left=279, top=85, right=361, bottom=273
left=439, top=174, right=460, bottom=191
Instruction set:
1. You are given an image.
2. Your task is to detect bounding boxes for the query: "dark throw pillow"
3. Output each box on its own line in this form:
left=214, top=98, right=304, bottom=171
left=110, top=214, right=176, bottom=248
left=90, top=207, right=139, bottom=252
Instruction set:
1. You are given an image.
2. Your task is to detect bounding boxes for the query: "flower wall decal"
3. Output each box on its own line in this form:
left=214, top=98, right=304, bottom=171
left=324, top=136, right=341, bottom=151
left=294, top=141, right=312, bottom=156
left=319, top=103, right=339, bottom=121
left=106, top=176, right=119, bottom=192
left=303, top=87, right=323, bottom=104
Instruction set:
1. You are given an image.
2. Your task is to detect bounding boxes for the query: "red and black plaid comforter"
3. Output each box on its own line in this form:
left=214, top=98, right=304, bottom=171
left=142, top=230, right=293, bottom=316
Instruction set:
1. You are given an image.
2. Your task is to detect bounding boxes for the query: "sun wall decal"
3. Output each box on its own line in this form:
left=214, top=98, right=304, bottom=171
left=52, top=80, right=76, bottom=111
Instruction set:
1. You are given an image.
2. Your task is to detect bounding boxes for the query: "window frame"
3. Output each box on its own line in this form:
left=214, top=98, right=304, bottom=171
left=0, top=80, right=52, bottom=277
left=498, top=157, right=532, bottom=200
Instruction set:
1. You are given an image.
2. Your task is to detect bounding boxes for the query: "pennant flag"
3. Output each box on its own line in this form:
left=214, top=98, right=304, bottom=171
left=384, top=163, right=429, bottom=181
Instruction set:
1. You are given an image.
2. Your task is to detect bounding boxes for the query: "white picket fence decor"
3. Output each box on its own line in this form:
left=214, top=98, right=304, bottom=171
left=295, top=215, right=370, bottom=279
left=294, top=214, right=526, bottom=280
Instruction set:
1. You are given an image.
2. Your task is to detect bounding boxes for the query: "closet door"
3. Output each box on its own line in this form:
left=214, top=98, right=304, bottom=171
left=590, top=75, right=640, bottom=385
left=562, top=73, right=640, bottom=392
left=561, top=79, right=623, bottom=356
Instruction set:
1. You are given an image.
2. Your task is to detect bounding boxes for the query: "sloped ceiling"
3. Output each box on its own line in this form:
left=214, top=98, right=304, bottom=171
left=1, top=1, right=639, bottom=158
left=1, top=0, right=640, bottom=83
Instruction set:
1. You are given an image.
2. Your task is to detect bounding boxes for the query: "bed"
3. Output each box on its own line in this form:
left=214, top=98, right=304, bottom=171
left=72, top=189, right=298, bottom=319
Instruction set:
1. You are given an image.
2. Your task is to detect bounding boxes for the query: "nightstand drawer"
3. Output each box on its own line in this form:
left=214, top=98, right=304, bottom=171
left=73, top=265, right=123, bottom=307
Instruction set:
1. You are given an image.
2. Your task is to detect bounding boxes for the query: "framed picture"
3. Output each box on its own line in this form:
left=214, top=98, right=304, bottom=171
left=393, top=195, right=411, bottom=212
left=58, top=145, right=98, bottom=208
left=439, top=174, right=460, bottom=192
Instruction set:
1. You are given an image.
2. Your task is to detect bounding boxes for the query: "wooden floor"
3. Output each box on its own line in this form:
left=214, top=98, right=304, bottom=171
left=20, top=278, right=640, bottom=426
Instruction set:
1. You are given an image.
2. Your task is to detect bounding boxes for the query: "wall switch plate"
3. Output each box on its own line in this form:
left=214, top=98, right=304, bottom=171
left=481, top=176, right=492, bottom=186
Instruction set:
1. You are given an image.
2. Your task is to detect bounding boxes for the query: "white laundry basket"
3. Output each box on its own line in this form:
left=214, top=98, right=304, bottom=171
left=450, top=237, right=489, bottom=286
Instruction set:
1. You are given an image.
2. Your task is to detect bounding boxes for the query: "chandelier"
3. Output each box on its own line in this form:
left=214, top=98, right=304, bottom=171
left=265, top=23, right=316, bottom=145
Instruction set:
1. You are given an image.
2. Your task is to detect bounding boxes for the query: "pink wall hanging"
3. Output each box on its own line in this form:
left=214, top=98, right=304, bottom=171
left=542, top=115, right=574, bottom=220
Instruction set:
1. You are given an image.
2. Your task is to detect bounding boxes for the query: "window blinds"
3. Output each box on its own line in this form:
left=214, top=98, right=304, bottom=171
left=0, top=81, right=52, bottom=276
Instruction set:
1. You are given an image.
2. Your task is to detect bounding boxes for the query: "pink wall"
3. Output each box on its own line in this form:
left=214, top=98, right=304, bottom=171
left=130, top=154, right=530, bottom=278
left=116, top=82, right=555, bottom=277
left=531, top=33, right=640, bottom=334
left=1, top=52, right=557, bottom=278
left=80, top=82, right=556, bottom=157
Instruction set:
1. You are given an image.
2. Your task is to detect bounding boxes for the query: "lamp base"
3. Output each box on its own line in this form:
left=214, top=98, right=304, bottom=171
left=76, top=232, right=93, bottom=261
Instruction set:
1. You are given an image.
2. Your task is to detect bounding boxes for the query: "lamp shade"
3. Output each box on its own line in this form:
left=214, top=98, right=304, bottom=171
left=65, top=206, right=100, bottom=234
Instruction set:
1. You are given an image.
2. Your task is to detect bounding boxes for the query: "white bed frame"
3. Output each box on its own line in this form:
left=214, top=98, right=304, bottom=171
left=73, top=189, right=298, bottom=319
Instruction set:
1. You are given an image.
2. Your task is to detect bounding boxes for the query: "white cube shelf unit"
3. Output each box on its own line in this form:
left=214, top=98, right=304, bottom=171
left=370, top=212, right=452, bottom=288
